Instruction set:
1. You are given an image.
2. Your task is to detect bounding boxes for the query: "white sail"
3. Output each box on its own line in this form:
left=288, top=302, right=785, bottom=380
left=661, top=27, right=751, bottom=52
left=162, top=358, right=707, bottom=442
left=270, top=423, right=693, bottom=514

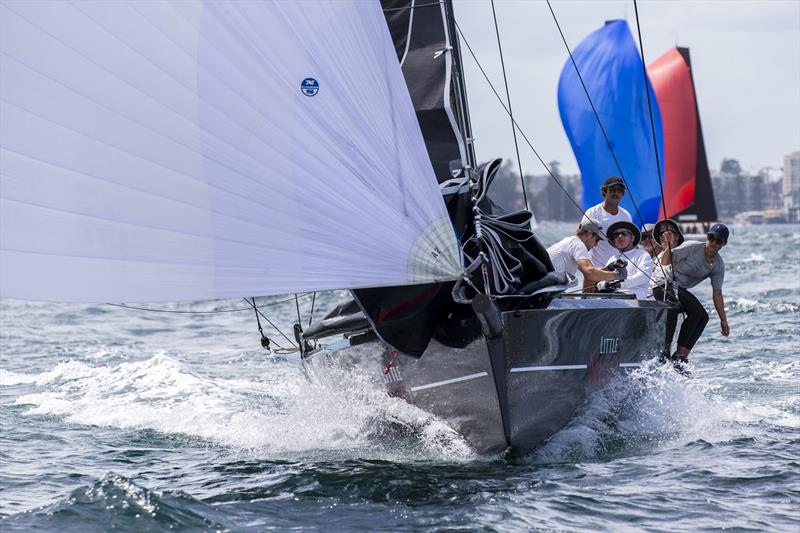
left=0, top=0, right=462, bottom=303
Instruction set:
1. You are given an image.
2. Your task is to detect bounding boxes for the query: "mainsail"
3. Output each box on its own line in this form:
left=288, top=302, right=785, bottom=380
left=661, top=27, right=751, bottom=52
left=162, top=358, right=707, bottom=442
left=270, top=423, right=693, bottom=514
left=648, top=47, right=718, bottom=223
left=0, top=0, right=461, bottom=303
left=557, top=20, right=664, bottom=226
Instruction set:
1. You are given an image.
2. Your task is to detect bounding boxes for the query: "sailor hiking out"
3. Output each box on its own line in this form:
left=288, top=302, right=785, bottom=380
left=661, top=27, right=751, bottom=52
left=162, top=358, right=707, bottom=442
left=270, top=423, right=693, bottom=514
left=547, top=218, right=627, bottom=287
left=651, top=220, right=731, bottom=368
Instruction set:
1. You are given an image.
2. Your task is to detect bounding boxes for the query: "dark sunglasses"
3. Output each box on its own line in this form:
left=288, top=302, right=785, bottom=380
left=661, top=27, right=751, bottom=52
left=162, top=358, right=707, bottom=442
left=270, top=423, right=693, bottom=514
left=707, top=235, right=725, bottom=244
left=606, top=186, right=625, bottom=194
left=612, top=230, right=633, bottom=238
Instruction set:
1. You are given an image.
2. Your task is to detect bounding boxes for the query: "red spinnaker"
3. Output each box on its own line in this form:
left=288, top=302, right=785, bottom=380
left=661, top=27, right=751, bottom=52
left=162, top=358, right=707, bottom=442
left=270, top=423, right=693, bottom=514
left=648, top=48, right=697, bottom=219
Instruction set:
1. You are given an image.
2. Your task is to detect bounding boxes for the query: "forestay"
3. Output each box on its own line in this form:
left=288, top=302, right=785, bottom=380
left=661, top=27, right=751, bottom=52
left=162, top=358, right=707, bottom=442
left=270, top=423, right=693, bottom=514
left=0, top=0, right=461, bottom=303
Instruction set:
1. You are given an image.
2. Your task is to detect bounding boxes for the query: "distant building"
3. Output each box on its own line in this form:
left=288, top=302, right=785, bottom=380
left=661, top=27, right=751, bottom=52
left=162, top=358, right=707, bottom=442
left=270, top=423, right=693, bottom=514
left=712, top=171, right=767, bottom=220
left=783, top=151, right=800, bottom=196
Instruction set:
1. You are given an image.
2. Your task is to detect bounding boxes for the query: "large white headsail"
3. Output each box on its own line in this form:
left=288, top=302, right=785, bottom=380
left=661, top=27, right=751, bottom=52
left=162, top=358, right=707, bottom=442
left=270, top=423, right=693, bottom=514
left=0, top=0, right=461, bottom=302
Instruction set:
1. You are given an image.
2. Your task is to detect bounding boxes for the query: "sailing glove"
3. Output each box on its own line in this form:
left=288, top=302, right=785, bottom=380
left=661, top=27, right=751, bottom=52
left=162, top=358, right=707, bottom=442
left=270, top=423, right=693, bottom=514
left=597, top=280, right=622, bottom=291
left=612, top=268, right=627, bottom=281
left=603, top=257, right=628, bottom=272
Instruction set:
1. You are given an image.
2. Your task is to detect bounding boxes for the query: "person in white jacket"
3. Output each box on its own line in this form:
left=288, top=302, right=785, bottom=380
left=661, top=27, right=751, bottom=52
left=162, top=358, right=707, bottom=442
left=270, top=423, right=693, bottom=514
left=599, top=221, right=653, bottom=299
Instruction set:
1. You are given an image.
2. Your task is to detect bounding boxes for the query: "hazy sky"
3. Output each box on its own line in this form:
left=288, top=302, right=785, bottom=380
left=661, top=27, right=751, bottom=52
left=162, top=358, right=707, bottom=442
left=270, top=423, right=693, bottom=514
left=453, top=0, right=800, bottom=178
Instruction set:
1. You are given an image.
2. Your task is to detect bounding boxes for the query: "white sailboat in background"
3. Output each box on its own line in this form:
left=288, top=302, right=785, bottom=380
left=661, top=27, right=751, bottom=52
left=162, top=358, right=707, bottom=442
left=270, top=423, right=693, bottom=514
left=1, top=0, right=675, bottom=454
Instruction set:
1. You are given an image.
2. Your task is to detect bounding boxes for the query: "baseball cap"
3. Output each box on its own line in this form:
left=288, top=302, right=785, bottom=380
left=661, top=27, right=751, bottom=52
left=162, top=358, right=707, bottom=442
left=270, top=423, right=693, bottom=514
left=602, top=176, right=625, bottom=189
left=578, top=217, right=604, bottom=240
left=707, top=223, right=730, bottom=243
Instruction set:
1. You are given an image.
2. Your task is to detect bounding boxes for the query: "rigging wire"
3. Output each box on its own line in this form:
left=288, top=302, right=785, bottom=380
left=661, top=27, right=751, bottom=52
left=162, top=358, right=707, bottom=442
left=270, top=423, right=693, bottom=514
left=544, top=0, right=649, bottom=230
left=381, top=0, right=440, bottom=13
left=489, top=0, right=529, bottom=213
left=632, top=0, right=668, bottom=221
left=544, top=0, right=671, bottom=289
left=104, top=293, right=313, bottom=314
left=243, top=297, right=297, bottom=349
left=454, top=20, right=659, bottom=288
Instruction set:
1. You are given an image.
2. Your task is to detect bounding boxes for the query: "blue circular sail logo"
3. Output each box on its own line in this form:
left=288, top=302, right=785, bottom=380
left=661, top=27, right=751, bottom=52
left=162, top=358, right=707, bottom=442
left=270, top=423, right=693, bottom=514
left=300, top=77, right=319, bottom=97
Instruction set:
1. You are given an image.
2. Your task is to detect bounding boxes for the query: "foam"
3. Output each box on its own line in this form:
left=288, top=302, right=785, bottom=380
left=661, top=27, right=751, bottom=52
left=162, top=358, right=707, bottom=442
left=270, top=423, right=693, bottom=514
left=9, top=352, right=476, bottom=462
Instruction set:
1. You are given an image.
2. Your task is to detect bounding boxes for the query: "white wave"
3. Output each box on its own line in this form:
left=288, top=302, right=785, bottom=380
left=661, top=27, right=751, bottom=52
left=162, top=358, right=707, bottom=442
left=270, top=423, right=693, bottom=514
left=532, top=358, right=799, bottom=463
left=8, top=352, right=475, bottom=462
left=0, top=369, right=39, bottom=386
left=730, top=298, right=798, bottom=313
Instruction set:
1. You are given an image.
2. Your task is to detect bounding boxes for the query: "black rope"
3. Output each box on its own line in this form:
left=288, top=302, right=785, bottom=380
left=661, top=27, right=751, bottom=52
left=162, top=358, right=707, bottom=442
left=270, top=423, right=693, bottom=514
left=308, top=292, right=317, bottom=327
left=632, top=0, right=668, bottom=221
left=544, top=0, right=649, bottom=230
left=294, top=293, right=302, bottom=325
left=489, top=0, right=529, bottom=213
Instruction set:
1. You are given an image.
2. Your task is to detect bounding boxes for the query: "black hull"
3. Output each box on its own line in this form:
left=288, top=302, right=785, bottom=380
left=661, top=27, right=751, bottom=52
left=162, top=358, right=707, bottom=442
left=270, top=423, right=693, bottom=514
left=303, top=298, right=673, bottom=454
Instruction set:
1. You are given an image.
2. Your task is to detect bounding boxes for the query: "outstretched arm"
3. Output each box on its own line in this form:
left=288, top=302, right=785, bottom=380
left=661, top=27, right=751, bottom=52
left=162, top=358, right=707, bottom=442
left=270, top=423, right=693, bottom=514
left=577, top=259, right=618, bottom=283
left=712, top=288, right=730, bottom=336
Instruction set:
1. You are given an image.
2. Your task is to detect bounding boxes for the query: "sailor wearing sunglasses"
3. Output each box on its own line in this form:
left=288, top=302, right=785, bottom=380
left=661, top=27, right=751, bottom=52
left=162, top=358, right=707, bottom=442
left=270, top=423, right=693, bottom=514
left=598, top=221, right=653, bottom=299
left=651, top=221, right=731, bottom=368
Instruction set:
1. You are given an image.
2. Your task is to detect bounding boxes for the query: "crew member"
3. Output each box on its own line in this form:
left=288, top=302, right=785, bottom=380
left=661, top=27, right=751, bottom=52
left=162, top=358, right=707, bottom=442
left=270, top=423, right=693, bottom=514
left=599, top=221, right=653, bottom=299
left=584, top=176, right=633, bottom=267
left=651, top=221, right=731, bottom=367
left=641, top=223, right=662, bottom=259
left=547, top=218, right=627, bottom=287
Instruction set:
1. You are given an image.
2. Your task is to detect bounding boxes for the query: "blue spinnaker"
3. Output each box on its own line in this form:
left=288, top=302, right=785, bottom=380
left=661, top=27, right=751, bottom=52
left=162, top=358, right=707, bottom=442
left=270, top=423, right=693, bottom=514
left=558, top=20, right=664, bottom=226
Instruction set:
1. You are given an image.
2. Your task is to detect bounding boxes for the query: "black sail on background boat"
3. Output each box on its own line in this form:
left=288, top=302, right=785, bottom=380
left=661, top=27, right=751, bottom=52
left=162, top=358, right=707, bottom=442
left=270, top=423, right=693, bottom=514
left=648, top=47, right=719, bottom=233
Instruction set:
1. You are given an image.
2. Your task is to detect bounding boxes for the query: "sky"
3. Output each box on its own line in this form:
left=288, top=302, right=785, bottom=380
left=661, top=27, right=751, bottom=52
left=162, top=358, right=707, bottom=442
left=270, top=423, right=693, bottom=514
left=453, top=0, right=800, bottom=179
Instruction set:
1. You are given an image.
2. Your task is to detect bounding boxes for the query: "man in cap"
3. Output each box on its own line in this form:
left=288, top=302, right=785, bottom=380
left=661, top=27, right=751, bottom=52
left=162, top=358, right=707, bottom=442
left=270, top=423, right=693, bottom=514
left=547, top=218, right=627, bottom=287
left=599, top=221, right=653, bottom=299
left=584, top=176, right=634, bottom=268
left=651, top=223, right=731, bottom=367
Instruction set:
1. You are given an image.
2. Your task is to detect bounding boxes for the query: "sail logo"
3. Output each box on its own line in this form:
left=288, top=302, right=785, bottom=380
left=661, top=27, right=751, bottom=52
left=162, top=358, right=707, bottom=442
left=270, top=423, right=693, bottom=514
left=300, top=77, right=319, bottom=97
left=599, top=336, right=620, bottom=354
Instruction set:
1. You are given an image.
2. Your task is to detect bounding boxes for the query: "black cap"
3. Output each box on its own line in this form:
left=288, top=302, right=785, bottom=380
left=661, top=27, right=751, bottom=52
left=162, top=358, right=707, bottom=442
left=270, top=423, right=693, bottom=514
left=707, top=223, right=730, bottom=243
left=602, top=176, right=625, bottom=189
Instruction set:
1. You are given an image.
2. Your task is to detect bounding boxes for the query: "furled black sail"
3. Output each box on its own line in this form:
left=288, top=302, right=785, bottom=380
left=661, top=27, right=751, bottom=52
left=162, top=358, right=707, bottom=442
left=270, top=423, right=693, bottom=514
left=382, top=0, right=475, bottom=181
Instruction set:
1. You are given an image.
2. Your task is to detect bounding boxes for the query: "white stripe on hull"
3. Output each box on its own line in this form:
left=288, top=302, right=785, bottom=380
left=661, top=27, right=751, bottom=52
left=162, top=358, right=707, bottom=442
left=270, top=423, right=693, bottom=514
left=410, top=371, right=488, bottom=392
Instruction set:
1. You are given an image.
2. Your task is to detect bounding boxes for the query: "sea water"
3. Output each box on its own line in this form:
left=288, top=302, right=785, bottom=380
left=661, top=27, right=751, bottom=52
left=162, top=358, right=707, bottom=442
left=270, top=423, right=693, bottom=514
left=1, top=224, right=798, bottom=531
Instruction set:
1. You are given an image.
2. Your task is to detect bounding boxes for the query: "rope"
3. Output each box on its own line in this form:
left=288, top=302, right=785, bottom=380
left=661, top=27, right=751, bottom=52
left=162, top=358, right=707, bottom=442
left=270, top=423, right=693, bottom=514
left=454, top=21, right=658, bottom=287
left=632, top=0, right=668, bottom=221
left=544, top=0, right=649, bottom=231
left=544, top=0, right=672, bottom=288
left=632, top=0, right=676, bottom=300
left=489, top=0, right=529, bottom=213
left=243, top=298, right=297, bottom=350
left=308, top=292, right=317, bottom=327
left=105, top=293, right=313, bottom=314
left=381, top=0, right=441, bottom=13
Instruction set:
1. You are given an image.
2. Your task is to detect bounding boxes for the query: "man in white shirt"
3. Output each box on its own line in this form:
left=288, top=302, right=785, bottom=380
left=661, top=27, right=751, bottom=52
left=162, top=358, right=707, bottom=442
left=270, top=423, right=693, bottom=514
left=598, top=221, right=653, bottom=299
left=547, top=218, right=627, bottom=287
left=584, top=176, right=633, bottom=267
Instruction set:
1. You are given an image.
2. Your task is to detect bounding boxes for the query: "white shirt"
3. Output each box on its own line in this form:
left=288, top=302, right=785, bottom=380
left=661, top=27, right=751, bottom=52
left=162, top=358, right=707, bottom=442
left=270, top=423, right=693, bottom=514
left=547, top=236, right=591, bottom=279
left=584, top=203, right=633, bottom=267
left=614, top=247, right=653, bottom=299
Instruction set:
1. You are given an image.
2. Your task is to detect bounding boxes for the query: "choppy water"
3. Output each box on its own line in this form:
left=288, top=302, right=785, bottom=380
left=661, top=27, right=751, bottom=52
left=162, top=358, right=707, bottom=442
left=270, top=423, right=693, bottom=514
left=1, top=224, right=798, bottom=532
